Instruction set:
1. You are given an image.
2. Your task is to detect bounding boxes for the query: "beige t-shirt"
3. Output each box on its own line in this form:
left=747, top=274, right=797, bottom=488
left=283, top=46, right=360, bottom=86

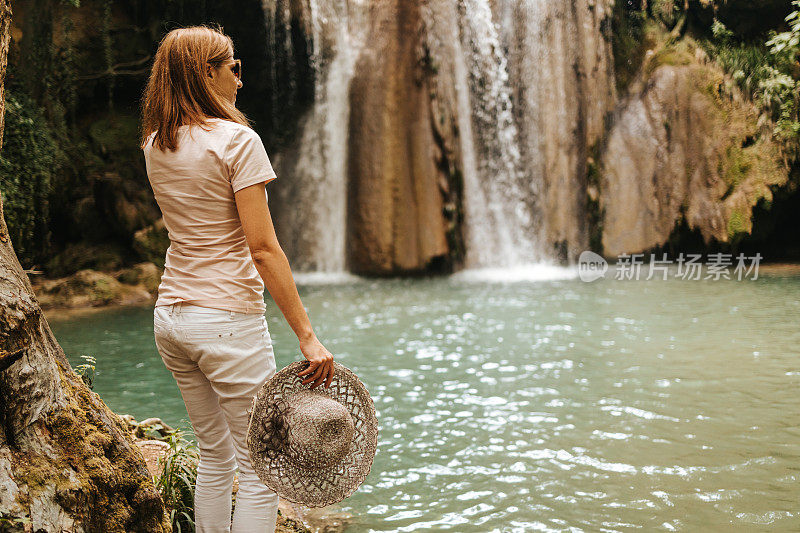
left=143, top=118, right=277, bottom=314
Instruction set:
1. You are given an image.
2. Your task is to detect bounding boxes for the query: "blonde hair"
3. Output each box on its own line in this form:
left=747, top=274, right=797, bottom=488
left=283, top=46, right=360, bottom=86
left=140, top=24, right=251, bottom=151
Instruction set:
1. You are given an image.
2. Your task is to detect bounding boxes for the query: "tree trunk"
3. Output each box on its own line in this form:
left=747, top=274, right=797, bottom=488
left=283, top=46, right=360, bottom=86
left=0, top=2, right=170, bottom=531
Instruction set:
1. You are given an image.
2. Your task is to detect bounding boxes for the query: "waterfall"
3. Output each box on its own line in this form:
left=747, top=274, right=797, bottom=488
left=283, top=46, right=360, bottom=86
left=454, top=0, right=546, bottom=269
left=424, top=0, right=553, bottom=274
left=499, top=0, right=617, bottom=265
left=262, top=0, right=368, bottom=274
left=452, top=0, right=614, bottom=276
left=262, top=0, right=612, bottom=278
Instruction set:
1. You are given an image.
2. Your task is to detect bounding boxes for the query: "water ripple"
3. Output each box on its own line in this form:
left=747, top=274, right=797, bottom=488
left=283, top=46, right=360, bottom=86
left=48, top=274, right=800, bottom=531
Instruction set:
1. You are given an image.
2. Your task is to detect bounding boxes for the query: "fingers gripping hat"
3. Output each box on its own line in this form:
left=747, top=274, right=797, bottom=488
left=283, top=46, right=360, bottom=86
left=246, top=361, right=378, bottom=507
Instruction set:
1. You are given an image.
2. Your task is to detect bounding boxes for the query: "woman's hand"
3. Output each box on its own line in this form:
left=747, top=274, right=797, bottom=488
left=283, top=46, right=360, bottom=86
left=297, top=335, right=335, bottom=389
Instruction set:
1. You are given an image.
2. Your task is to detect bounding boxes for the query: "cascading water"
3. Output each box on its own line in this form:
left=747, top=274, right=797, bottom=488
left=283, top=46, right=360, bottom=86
left=453, top=0, right=546, bottom=269
left=446, top=0, right=614, bottom=278
left=423, top=0, right=565, bottom=278
left=498, top=0, right=617, bottom=266
left=264, top=0, right=611, bottom=278
left=262, top=0, right=368, bottom=275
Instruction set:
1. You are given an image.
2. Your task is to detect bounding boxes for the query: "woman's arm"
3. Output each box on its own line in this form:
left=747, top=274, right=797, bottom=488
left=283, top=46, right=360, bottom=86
left=234, top=182, right=334, bottom=389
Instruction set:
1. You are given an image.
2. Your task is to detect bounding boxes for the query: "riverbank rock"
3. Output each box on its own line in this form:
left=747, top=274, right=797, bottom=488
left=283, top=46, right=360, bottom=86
left=116, top=262, right=162, bottom=295
left=133, top=218, right=170, bottom=268
left=32, top=269, right=154, bottom=309
left=596, top=36, right=788, bottom=257
left=44, top=241, right=129, bottom=278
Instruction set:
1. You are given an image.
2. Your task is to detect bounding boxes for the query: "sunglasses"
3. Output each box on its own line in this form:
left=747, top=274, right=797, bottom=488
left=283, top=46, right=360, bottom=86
left=208, top=58, right=241, bottom=80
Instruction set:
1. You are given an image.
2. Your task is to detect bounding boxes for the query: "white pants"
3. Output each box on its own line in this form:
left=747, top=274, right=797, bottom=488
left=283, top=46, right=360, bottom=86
left=153, top=302, right=279, bottom=533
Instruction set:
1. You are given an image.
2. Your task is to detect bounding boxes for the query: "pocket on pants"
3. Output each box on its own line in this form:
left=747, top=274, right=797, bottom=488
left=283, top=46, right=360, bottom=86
left=178, top=323, right=237, bottom=341
left=154, top=307, right=174, bottom=341
left=153, top=305, right=172, bottom=327
left=177, top=315, right=266, bottom=345
left=229, top=316, right=269, bottom=344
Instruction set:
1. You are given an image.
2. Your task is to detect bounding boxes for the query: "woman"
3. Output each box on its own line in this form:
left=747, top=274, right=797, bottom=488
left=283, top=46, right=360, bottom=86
left=140, top=25, right=334, bottom=532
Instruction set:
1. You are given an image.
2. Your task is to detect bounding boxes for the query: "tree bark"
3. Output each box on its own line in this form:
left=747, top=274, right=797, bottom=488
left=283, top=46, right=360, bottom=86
left=0, top=2, right=170, bottom=531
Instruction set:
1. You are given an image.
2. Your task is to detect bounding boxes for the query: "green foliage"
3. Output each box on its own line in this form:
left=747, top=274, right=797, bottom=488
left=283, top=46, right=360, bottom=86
left=0, top=90, right=64, bottom=267
left=763, top=2, right=800, bottom=144
left=702, top=13, right=800, bottom=156
left=727, top=208, right=749, bottom=239
left=711, top=19, right=735, bottom=42
left=0, top=513, right=32, bottom=531
left=155, top=428, right=199, bottom=533
left=765, top=2, right=800, bottom=60
left=705, top=19, right=772, bottom=95
left=74, top=354, right=97, bottom=389
left=611, top=2, right=649, bottom=92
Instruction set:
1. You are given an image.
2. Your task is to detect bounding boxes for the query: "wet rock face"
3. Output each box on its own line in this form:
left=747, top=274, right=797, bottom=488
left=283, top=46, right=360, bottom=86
left=598, top=55, right=787, bottom=258
left=496, top=0, right=618, bottom=263
left=342, top=0, right=618, bottom=272
left=345, top=0, right=449, bottom=274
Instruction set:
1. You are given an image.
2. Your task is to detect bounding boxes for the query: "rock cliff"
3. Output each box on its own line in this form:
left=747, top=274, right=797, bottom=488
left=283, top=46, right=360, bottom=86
left=346, top=0, right=450, bottom=274
left=6, top=0, right=796, bottom=278
left=597, top=40, right=787, bottom=257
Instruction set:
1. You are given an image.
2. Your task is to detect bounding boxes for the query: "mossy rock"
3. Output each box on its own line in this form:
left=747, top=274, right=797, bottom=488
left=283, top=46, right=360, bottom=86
left=133, top=219, right=169, bottom=268
left=44, top=269, right=122, bottom=306
left=45, top=242, right=129, bottom=278
left=727, top=208, right=751, bottom=239
left=645, top=39, right=695, bottom=79
left=34, top=269, right=152, bottom=309
left=116, top=262, right=162, bottom=294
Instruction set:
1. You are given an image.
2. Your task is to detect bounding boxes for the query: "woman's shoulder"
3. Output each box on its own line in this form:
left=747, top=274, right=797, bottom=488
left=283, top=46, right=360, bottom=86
left=200, top=119, right=261, bottom=148
left=213, top=120, right=265, bottom=152
left=205, top=117, right=255, bottom=132
left=223, top=121, right=262, bottom=142
left=145, top=119, right=259, bottom=153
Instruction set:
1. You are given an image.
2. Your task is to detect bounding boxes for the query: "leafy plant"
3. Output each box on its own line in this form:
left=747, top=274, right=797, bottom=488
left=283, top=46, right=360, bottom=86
left=763, top=2, right=800, bottom=144
left=73, top=354, right=96, bottom=390
left=766, top=1, right=800, bottom=63
left=702, top=14, right=800, bottom=156
left=154, top=428, right=199, bottom=533
left=0, top=90, right=61, bottom=268
left=0, top=513, right=32, bottom=532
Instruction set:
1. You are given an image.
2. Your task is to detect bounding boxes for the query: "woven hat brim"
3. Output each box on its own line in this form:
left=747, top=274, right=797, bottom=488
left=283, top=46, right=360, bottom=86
left=247, top=361, right=378, bottom=507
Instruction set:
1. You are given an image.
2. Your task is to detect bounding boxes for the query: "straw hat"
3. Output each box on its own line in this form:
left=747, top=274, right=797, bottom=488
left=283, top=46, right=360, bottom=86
left=246, top=360, right=378, bottom=507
